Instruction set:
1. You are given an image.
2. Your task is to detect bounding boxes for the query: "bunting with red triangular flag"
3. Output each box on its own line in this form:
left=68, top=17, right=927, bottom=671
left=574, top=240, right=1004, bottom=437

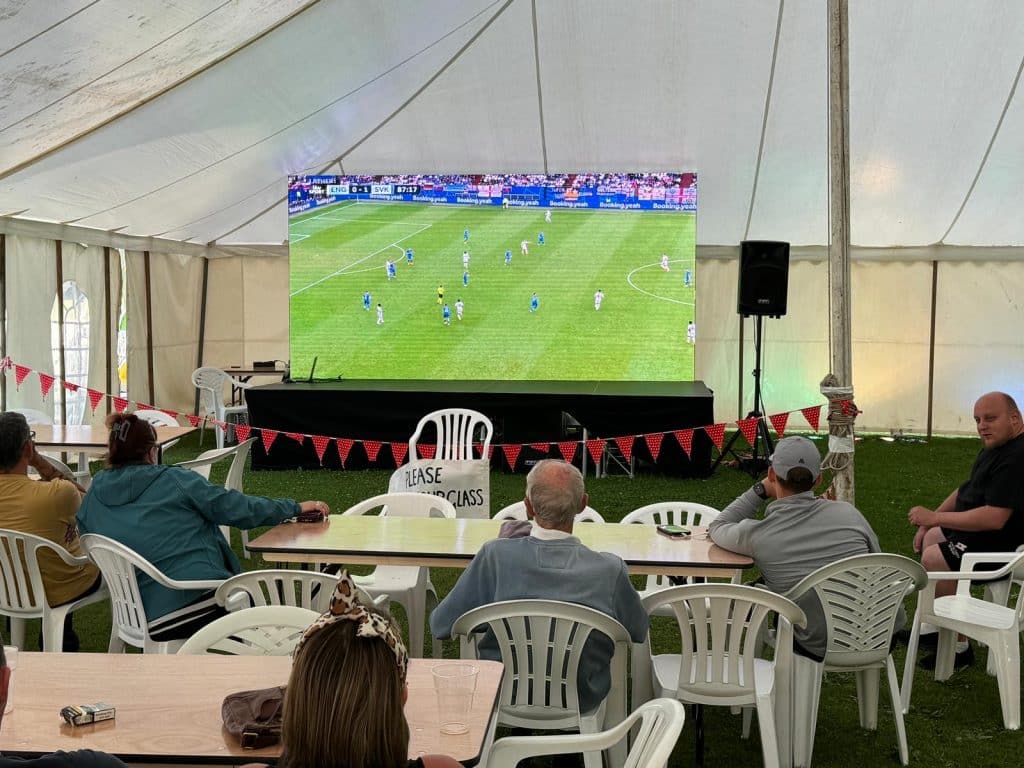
left=529, top=443, right=548, bottom=452
left=112, top=397, right=129, bottom=413
left=63, top=381, right=79, bottom=393
left=614, top=435, right=635, bottom=462
left=286, top=432, right=306, bottom=444
left=260, top=429, right=278, bottom=454
left=801, top=405, right=821, bottom=431
left=736, top=417, right=759, bottom=447
left=502, top=444, right=521, bottom=470
left=704, top=423, right=726, bottom=450
left=336, top=438, right=354, bottom=466
left=674, top=428, right=694, bottom=458
left=136, top=403, right=154, bottom=413
left=769, top=412, right=789, bottom=439
left=364, top=440, right=383, bottom=462
left=484, top=445, right=494, bottom=460
left=234, top=425, right=252, bottom=443
left=557, top=441, right=577, bottom=462
left=87, top=389, right=105, bottom=412
left=13, top=365, right=29, bottom=388
left=37, top=373, right=55, bottom=399
left=418, top=444, right=436, bottom=460
left=161, top=409, right=179, bottom=420
left=391, top=442, right=408, bottom=466
left=644, top=432, right=664, bottom=462
left=586, top=438, right=605, bottom=466
left=311, top=435, right=331, bottom=464
left=185, top=414, right=201, bottom=427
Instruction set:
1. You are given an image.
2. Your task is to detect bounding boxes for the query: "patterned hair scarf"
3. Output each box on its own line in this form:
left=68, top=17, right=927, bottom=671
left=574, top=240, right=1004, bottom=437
left=293, top=570, right=408, bottom=681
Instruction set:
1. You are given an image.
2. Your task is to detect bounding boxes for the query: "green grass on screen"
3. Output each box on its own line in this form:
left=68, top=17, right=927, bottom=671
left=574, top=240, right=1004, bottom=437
left=289, top=201, right=696, bottom=381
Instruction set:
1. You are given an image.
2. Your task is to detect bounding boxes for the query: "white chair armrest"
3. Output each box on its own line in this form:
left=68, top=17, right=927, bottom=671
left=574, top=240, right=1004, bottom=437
left=127, top=554, right=223, bottom=592
left=46, top=543, right=93, bottom=569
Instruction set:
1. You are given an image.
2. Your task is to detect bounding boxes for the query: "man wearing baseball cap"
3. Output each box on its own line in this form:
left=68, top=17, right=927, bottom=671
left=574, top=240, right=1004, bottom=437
left=708, top=435, right=891, bottom=661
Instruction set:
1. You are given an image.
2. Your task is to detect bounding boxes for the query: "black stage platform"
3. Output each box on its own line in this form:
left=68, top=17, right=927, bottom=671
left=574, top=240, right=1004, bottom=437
left=245, top=379, right=714, bottom=476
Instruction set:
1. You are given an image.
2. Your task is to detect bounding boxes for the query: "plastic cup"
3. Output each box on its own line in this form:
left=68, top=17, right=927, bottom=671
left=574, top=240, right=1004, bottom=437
left=3, top=645, right=17, bottom=714
left=432, top=662, right=478, bottom=735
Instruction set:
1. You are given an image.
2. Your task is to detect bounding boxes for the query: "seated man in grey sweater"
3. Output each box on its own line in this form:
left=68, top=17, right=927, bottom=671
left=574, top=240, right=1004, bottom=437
left=430, top=459, right=649, bottom=713
left=708, top=436, right=894, bottom=661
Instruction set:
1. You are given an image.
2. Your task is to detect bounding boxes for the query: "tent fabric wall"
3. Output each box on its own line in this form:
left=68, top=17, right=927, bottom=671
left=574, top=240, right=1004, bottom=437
left=125, top=251, right=203, bottom=413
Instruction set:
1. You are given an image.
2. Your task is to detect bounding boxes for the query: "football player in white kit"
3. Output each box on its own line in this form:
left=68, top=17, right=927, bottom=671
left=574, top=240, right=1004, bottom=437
left=661, top=254, right=670, bottom=271
left=455, top=298, right=464, bottom=321
left=545, top=209, right=551, bottom=223
left=686, top=320, right=696, bottom=344
left=376, top=304, right=384, bottom=325
left=520, top=239, right=529, bottom=255
left=594, top=289, right=604, bottom=310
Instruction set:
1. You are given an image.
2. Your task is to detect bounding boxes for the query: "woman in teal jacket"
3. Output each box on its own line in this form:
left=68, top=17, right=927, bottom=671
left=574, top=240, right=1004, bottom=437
left=78, top=413, right=328, bottom=641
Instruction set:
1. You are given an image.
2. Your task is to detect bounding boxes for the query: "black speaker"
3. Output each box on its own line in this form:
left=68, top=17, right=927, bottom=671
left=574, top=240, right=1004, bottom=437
left=737, top=240, right=789, bottom=317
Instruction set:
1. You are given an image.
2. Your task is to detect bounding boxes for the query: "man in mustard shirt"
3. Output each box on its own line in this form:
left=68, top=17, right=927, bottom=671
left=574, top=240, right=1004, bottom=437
left=0, top=412, right=100, bottom=650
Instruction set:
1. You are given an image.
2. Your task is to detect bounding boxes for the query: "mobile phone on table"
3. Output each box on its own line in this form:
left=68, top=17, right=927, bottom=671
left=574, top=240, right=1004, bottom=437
left=656, top=524, right=691, bottom=538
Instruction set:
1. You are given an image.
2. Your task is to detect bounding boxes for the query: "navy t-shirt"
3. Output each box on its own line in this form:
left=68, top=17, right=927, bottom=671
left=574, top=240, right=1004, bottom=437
left=949, top=433, right=1024, bottom=549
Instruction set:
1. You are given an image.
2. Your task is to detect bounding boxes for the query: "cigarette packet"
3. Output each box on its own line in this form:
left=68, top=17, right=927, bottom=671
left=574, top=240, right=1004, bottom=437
left=60, top=702, right=116, bottom=726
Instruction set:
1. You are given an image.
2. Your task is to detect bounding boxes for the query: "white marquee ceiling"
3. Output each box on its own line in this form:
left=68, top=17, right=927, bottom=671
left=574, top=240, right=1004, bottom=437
left=1, top=0, right=1022, bottom=250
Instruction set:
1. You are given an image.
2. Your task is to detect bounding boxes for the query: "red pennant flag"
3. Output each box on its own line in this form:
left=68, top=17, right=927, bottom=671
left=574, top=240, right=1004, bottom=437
left=586, top=438, right=605, bottom=466
left=557, top=441, right=577, bottom=462
left=87, top=389, right=105, bottom=412
left=136, top=403, right=154, bottom=413
left=704, top=423, right=726, bottom=450
left=63, top=381, right=79, bottom=393
left=391, top=442, right=408, bottom=466
left=736, top=417, right=759, bottom=447
left=418, top=444, right=436, bottom=460
left=485, top=445, right=494, bottom=460
left=286, top=431, right=306, bottom=445
left=336, top=438, right=354, bottom=466
left=474, top=442, right=490, bottom=459
left=112, top=397, right=129, bottom=413
left=644, top=432, right=664, bottom=462
left=185, top=413, right=201, bottom=427
left=13, top=365, right=30, bottom=388
left=311, top=435, right=331, bottom=464
left=260, top=429, right=278, bottom=454
left=38, top=373, right=55, bottom=399
left=502, top=444, right=521, bottom=470
left=674, top=428, right=694, bottom=458
left=769, top=412, right=789, bottom=439
left=233, top=424, right=251, bottom=443
left=614, top=435, right=635, bottom=462
left=801, top=405, right=821, bottom=431
left=364, top=440, right=383, bottom=462
left=161, top=409, right=179, bottom=420
left=529, top=442, right=549, bottom=452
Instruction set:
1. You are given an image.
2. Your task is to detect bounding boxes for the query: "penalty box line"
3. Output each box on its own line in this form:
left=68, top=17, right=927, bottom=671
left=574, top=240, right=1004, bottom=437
left=289, top=223, right=432, bottom=298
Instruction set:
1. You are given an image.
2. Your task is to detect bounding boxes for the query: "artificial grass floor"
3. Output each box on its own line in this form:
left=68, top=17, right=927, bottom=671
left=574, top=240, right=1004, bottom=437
left=28, top=432, right=1024, bottom=767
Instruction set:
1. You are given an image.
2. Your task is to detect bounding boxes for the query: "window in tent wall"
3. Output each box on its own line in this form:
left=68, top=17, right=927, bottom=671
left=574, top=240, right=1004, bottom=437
left=51, top=281, right=89, bottom=425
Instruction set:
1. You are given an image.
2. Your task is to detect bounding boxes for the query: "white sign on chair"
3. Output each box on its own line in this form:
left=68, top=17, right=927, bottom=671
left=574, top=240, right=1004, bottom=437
left=388, top=459, right=490, bottom=518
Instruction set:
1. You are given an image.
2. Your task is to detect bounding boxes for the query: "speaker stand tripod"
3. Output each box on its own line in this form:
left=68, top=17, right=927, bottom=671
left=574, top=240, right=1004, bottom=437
left=711, top=314, right=775, bottom=478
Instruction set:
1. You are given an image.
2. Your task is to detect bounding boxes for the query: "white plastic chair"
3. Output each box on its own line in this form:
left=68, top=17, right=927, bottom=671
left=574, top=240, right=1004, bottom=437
left=981, top=543, right=1024, bottom=675
left=175, top=438, right=255, bottom=556
left=777, top=553, right=927, bottom=767
left=0, top=529, right=111, bottom=651
left=486, top=698, right=686, bottom=768
left=620, top=502, right=734, bottom=608
left=215, top=569, right=386, bottom=613
left=493, top=500, right=605, bottom=523
left=191, top=367, right=248, bottom=449
left=408, top=408, right=493, bottom=461
left=28, top=455, right=77, bottom=482
left=451, top=599, right=633, bottom=768
left=341, top=492, right=456, bottom=657
left=639, top=583, right=807, bottom=768
left=176, top=605, right=319, bottom=656
left=80, top=533, right=222, bottom=654
left=901, top=551, right=1024, bottom=730
left=134, top=409, right=181, bottom=451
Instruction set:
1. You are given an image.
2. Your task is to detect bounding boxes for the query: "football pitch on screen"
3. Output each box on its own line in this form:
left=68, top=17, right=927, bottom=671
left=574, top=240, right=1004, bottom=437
left=289, top=201, right=696, bottom=381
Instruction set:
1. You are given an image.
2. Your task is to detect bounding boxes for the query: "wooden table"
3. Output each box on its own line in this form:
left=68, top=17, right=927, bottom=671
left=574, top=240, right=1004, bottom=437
left=32, top=424, right=195, bottom=462
left=1, top=653, right=503, bottom=765
left=248, top=517, right=752, bottom=578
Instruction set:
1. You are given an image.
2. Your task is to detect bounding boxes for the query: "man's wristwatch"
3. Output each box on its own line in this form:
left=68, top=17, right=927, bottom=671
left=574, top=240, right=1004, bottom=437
left=752, top=481, right=769, bottom=500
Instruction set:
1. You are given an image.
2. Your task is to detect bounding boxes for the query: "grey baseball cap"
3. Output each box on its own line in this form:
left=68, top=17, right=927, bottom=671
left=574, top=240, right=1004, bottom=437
left=770, top=436, right=821, bottom=478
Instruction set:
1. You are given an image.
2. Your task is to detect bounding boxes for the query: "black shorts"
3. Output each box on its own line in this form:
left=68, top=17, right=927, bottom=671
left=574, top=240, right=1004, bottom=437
left=937, top=533, right=1007, bottom=574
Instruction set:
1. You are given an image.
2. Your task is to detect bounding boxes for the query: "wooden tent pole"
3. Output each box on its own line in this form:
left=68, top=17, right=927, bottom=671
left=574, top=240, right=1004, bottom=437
left=195, top=256, right=209, bottom=416
left=825, top=0, right=856, bottom=502
left=144, top=251, right=155, bottom=405
left=104, top=247, right=113, bottom=415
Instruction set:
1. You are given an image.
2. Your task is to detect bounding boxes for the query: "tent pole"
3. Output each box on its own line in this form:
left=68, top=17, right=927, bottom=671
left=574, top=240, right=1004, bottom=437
left=0, top=234, right=6, bottom=411
left=104, top=247, right=113, bottom=415
left=144, top=251, right=155, bottom=405
left=926, top=260, right=938, bottom=438
left=195, top=256, right=209, bottom=417
left=825, top=0, right=856, bottom=502
left=56, top=241, right=66, bottom=426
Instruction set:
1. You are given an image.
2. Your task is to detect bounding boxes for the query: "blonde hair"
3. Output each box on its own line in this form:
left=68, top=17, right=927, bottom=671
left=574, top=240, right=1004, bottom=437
left=282, top=614, right=409, bottom=768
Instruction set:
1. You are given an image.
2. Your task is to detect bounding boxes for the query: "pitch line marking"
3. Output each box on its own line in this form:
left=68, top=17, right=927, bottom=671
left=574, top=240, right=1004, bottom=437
left=626, top=260, right=695, bottom=307
left=289, top=223, right=432, bottom=297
